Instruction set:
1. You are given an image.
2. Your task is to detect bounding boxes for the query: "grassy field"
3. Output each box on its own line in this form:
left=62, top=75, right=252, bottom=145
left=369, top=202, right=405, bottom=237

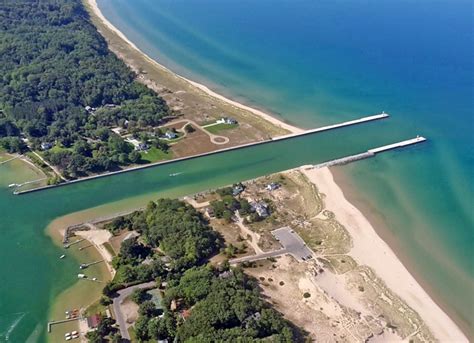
left=204, top=123, right=239, bottom=134
left=84, top=299, right=109, bottom=317
left=139, top=147, right=172, bottom=163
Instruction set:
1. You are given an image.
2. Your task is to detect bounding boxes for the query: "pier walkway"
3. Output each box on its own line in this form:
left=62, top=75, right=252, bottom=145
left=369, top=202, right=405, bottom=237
left=313, top=136, right=427, bottom=169
left=274, top=113, right=389, bottom=141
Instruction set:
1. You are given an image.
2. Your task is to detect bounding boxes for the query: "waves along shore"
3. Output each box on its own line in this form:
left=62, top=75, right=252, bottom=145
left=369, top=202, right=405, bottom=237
left=84, top=0, right=467, bottom=340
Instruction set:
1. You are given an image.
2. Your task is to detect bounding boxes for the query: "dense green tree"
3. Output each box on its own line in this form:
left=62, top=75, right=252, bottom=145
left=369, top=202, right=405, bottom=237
left=0, top=0, right=170, bottom=175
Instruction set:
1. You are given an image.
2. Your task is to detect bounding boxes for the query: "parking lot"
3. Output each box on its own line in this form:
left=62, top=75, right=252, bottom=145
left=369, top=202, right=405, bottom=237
left=272, top=227, right=314, bottom=262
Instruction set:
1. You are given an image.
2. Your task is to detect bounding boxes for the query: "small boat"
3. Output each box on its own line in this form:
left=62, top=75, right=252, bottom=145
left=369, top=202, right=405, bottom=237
left=169, top=172, right=182, bottom=177
left=8, top=183, right=17, bottom=188
left=59, top=254, right=66, bottom=259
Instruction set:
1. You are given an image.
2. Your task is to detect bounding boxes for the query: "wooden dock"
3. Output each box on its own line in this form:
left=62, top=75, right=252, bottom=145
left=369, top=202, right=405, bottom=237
left=47, top=317, right=79, bottom=333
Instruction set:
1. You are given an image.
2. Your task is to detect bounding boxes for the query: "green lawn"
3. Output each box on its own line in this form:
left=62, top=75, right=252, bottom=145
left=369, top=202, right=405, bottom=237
left=140, top=147, right=172, bottom=163
left=204, top=123, right=239, bottom=134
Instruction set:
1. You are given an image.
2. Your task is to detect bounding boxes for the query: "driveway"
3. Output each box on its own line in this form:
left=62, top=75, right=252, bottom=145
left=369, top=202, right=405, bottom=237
left=112, top=281, right=156, bottom=340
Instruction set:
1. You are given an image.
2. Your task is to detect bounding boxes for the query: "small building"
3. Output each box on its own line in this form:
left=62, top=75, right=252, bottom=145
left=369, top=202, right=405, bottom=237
left=217, top=117, right=238, bottom=125
left=244, top=312, right=261, bottom=328
left=164, top=131, right=178, bottom=139
left=232, top=183, right=245, bottom=196
left=137, top=142, right=149, bottom=151
left=85, top=106, right=96, bottom=113
left=141, top=256, right=154, bottom=265
left=251, top=201, right=269, bottom=218
left=147, top=288, right=165, bottom=313
left=266, top=182, right=280, bottom=191
left=40, top=142, right=53, bottom=150
left=104, top=103, right=117, bottom=108
left=111, top=127, right=126, bottom=136
left=218, top=270, right=233, bottom=279
left=86, top=314, right=101, bottom=329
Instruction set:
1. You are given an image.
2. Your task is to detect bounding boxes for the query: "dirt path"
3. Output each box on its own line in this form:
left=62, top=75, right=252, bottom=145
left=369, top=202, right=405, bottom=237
left=235, top=212, right=263, bottom=254
left=162, top=119, right=230, bottom=145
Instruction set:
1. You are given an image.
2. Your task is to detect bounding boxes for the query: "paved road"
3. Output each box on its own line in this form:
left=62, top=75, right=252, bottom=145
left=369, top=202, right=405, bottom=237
left=229, top=248, right=287, bottom=264
left=229, top=226, right=314, bottom=264
left=113, top=281, right=156, bottom=340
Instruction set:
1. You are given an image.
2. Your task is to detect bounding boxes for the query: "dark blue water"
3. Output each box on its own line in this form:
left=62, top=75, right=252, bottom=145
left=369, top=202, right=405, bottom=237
left=98, top=0, right=474, bottom=331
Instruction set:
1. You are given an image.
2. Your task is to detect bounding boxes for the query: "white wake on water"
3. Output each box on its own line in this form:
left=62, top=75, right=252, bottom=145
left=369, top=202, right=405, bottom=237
left=0, top=312, right=27, bottom=341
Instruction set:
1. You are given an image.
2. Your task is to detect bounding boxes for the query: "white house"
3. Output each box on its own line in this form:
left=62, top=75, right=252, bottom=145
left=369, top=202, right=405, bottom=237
left=40, top=142, right=53, bottom=150
left=217, top=117, right=238, bottom=125
left=164, top=131, right=178, bottom=139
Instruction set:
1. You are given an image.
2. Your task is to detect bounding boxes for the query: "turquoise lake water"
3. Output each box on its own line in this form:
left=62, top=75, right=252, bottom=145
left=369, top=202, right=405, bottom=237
left=98, top=0, right=474, bottom=332
left=0, top=0, right=472, bottom=341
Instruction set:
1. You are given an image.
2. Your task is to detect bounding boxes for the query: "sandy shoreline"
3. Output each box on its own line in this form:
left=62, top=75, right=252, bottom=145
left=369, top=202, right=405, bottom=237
left=85, top=0, right=303, bottom=135
left=82, top=0, right=467, bottom=340
left=303, top=167, right=467, bottom=341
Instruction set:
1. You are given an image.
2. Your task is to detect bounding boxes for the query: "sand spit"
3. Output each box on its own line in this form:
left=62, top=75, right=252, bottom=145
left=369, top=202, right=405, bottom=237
left=302, top=167, right=467, bottom=342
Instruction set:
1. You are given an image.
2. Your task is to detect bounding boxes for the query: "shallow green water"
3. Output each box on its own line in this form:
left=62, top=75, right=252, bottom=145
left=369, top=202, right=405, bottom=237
left=1, top=122, right=403, bottom=342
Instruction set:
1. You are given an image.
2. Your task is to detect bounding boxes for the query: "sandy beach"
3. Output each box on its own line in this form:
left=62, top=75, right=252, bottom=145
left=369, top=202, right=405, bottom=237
left=85, top=0, right=303, bottom=135
left=302, top=167, right=468, bottom=342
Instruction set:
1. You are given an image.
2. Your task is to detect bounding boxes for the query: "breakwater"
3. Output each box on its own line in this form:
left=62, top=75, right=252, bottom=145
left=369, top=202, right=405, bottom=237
left=313, top=136, right=426, bottom=168
left=15, top=113, right=389, bottom=195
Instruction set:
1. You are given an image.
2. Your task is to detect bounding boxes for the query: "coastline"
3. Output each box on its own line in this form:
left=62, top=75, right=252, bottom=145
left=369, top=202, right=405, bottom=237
left=85, top=0, right=303, bottom=135
left=60, top=0, right=467, bottom=341
left=303, top=167, right=468, bottom=341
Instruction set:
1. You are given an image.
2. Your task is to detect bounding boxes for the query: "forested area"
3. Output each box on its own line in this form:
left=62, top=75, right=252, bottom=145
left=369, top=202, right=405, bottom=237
left=135, top=266, right=296, bottom=342
left=99, top=199, right=299, bottom=342
left=0, top=1, right=169, bottom=175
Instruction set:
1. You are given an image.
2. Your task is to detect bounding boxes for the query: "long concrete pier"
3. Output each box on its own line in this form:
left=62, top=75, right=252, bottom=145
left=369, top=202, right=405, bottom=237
left=368, top=136, right=426, bottom=153
left=274, top=113, right=389, bottom=141
left=14, top=113, right=389, bottom=195
left=313, top=136, right=427, bottom=169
